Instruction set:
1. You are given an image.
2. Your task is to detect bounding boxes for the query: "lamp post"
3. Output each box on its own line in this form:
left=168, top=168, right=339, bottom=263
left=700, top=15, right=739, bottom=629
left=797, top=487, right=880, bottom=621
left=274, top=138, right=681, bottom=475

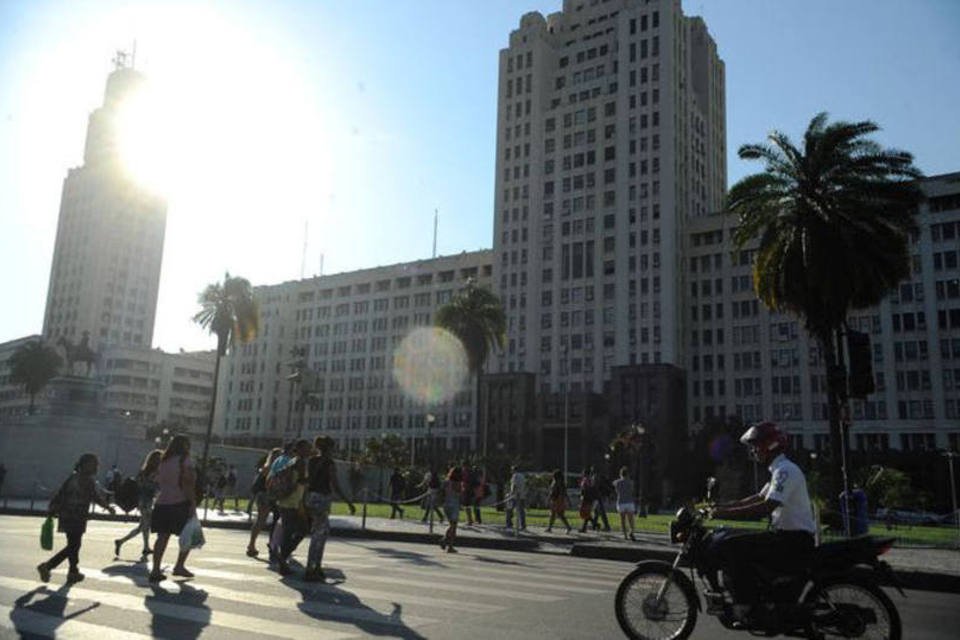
left=632, top=423, right=645, bottom=515
left=562, top=344, right=570, bottom=480
left=426, top=413, right=436, bottom=471
left=943, top=450, right=959, bottom=548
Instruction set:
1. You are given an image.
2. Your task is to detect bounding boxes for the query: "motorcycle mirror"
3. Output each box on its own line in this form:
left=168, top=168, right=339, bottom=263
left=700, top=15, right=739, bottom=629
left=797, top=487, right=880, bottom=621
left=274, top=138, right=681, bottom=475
left=706, top=476, right=716, bottom=500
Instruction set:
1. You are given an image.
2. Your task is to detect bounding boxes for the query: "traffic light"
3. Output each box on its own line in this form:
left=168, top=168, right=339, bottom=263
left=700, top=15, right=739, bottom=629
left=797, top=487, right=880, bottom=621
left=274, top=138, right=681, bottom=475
left=846, top=329, right=875, bottom=398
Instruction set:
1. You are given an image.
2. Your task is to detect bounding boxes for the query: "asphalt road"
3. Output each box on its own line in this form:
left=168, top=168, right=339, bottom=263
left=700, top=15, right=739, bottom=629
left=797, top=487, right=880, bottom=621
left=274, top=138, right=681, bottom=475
left=0, top=515, right=956, bottom=639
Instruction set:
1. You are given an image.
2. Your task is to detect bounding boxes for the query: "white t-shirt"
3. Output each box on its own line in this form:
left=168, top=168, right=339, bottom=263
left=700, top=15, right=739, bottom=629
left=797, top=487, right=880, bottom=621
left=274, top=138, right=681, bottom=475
left=761, top=454, right=816, bottom=534
left=510, top=472, right=526, bottom=500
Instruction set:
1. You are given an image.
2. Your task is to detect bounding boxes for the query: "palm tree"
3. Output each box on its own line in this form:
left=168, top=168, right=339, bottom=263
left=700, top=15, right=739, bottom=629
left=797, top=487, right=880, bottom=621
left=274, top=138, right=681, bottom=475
left=193, top=273, right=260, bottom=477
left=435, top=279, right=506, bottom=457
left=8, top=340, right=62, bottom=414
left=726, top=112, right=922, bottom=509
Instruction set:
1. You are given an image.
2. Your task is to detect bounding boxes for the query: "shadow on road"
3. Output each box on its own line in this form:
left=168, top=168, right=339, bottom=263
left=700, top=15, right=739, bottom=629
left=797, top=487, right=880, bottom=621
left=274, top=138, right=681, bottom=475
left=102, top=562, right=211, bottom=639
left=10, top=584, right=99, bottom=634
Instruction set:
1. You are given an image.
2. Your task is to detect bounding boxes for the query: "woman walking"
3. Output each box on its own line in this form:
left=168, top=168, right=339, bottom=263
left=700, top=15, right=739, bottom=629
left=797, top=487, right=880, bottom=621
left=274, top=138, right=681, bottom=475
left=246, top=448, right=281, bottom=558
left=440, top=466, right=462, bottom=553
left=304, top=436, right=355, bottom=581
left=613, top=466, right=637, bottom=541
left=545, top=469, right=572, bottom=534
left=38, top=453, right=115, bottom=583
left=114, top=449, right=162, bottom=560
left=149, top=435, right=197, bottom=583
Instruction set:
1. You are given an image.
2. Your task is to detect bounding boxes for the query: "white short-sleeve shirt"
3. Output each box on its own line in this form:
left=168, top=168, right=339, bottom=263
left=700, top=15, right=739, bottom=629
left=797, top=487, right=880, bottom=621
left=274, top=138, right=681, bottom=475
left=761, top=454, right=816, bottom=534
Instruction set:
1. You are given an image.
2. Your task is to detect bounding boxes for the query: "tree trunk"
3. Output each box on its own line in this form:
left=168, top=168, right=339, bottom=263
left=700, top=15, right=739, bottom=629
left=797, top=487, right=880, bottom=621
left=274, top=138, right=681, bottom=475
left=476, top=371, right=484, bottom=458
left=820, top=330, right=850, bottom=530
left=199, top=338, right=225, bottom=493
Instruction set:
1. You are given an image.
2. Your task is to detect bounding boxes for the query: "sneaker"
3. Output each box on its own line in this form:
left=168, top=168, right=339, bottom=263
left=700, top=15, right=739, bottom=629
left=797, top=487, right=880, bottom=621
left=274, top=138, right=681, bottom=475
left=246, top=547, right=259, bottom=558
left=37, top=563, right=50, bottom=583
left=66, top=570, right=85, bottom=584
left=114, top=539, right=122, bottom=558
left=148, top=571, right=166, bottom=584
left=172, top=567, right=194, bottom=578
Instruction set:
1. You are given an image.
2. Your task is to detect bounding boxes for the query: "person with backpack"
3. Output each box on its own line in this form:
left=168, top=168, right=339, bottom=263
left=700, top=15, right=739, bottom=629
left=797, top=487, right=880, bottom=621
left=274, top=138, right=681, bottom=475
left=38, top=453, right=115, bottom=584
left=114, top=449, right=162, bottom=560
left=149, top=435, right=197, bottom=583
left=265, top=441, right=296, bottom=561
left=304, top=436, right=355, bottom=581
left=273, top=439, right=312, bottom=576
left=247, top=448, right=280, bottom=558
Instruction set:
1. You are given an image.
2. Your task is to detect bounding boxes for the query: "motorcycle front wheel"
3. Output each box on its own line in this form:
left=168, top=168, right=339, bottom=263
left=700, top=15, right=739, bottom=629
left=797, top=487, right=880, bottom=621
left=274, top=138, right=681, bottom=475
left=614, top=561, right=698, bottom=640
left=803, top=578, right=902, bottom=640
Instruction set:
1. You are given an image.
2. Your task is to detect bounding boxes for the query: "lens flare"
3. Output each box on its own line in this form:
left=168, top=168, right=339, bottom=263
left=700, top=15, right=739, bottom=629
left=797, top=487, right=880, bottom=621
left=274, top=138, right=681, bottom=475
left=392, top=327, right=468, bottom=404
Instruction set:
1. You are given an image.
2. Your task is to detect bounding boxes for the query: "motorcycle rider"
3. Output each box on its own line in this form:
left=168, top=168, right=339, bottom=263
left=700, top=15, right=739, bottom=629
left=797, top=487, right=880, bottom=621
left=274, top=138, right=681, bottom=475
left=709, top=421, right=816, bottom=623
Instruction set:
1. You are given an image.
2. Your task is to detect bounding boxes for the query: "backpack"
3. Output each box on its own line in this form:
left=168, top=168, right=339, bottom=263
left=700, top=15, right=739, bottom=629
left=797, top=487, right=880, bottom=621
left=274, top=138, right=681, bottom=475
left=266, top=463, right=297, bottom=501
left=115, top=477, right=140, bottom=513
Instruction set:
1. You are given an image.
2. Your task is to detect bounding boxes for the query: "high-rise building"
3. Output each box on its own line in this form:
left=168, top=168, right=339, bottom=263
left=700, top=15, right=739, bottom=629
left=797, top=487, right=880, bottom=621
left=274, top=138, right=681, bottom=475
left=491, top=0, right=725, bottom=394
left=216, top=251, right=494, bottom=457
left=42, top=57, right=167, bottom=351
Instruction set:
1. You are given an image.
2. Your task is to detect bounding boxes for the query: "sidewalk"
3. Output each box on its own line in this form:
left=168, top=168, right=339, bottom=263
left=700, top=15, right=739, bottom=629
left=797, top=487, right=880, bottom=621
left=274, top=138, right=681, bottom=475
left=3, top=498, right=957, bottom=592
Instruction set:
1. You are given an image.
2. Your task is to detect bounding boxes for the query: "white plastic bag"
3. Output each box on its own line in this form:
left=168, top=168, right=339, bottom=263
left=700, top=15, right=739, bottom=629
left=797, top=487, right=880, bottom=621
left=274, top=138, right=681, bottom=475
left=178, top=515, right=205, bottom=550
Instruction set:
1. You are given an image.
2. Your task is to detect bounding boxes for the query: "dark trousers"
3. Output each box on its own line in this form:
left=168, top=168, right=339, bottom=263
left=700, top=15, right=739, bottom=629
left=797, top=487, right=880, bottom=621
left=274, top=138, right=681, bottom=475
left=47, top=531, right=83, bottom=570
left=592, top=500, right=611, bottom=531
left=390, top=499, right=404, bottom=519
left=712, top=530, right=814, bottom=604
left=278, top=508, right=307, bottom=561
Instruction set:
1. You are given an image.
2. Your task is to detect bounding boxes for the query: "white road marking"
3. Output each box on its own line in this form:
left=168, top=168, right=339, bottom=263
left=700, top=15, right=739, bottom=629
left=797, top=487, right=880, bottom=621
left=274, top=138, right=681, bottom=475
left=0, top=602, right=152, bottom=639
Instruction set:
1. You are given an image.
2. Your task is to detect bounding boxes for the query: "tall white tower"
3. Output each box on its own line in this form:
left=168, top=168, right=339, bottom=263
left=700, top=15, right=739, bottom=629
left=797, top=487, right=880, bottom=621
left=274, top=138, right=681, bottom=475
left=492, top=0, right=726, bottom=393
left=42, top=54, right=167, bottom=351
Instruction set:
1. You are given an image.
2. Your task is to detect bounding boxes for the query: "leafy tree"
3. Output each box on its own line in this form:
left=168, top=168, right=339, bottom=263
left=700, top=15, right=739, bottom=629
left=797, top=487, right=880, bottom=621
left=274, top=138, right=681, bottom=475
left=358, top=433, right=410, bottom=470
left=435, top=279, right=506, bottom=456
left=726, top=113, right=921, bottom=500
left=192, top=273, right=260, bottom=476
left=9, top=340, right=62, bottom=414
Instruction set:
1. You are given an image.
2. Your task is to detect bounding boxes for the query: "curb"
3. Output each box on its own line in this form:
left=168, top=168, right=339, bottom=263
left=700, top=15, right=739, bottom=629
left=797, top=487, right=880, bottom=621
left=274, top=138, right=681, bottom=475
left=570, top=543, right=960, bottom=594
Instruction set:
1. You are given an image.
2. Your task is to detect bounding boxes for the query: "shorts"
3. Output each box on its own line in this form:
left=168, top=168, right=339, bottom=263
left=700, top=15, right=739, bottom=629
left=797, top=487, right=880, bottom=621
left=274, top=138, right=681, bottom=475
left=617, top=503, right=636, bottom=514
left=443, top=503, right=460, bottom=523
left=151, top=501, right=192, bottom=535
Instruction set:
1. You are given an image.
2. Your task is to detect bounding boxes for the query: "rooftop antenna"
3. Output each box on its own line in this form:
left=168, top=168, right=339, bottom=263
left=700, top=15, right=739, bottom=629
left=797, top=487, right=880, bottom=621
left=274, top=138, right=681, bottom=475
left=300, top=219, right=308, bottom=279
left=432, top=208, right=439, bottom=258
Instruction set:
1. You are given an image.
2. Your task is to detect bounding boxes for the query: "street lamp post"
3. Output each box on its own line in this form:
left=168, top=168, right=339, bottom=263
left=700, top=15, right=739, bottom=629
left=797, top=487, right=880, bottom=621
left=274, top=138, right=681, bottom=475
left=943, top=450, right=959, bottom=548
left=426, top=413, right=436, bottom=471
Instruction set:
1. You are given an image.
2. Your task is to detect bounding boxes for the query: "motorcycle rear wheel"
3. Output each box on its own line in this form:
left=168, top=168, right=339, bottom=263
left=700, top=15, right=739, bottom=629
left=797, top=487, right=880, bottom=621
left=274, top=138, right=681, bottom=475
left=614, top=561, right=698, bottom=640
left=803, top=578, right=901, bottom=640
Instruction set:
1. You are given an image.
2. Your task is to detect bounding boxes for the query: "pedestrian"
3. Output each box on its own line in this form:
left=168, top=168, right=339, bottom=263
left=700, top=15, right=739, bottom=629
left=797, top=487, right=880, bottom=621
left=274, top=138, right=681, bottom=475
left=592, top=470, right=613, bottom=532
left=505, top=466, right=527, bottom=531
left=266, top=441, right=296, bottom=561
left=418, top=469, right=445, bottom=523
left=37, top=453, right=115, bottom=584
left=471, top=466, right=486, bottom=524
left=304, top=436, right=356, bottom=582
left=440, top=466, right=462, bottom=553
left=213, top=471, right=227, bottom=514
left=105, top=464, right=118, bottom=493
left=247, top=448, right=280, bottom=558
left=578, top=466, right=596, bottom=533
left=148, top=434, right=197, bottom=583
left=613, top=466, right=637, bottom=541
left=227, top=465, right=238, bottom=511
left=545, top=469, right=572, bottom=533
left=459, top=460, right=474, bottom=525
left=114, top=449, right=162, bottom=560
left=275, top=439, right=312, bottom=576
left=388, top=467, right=405, bottom=519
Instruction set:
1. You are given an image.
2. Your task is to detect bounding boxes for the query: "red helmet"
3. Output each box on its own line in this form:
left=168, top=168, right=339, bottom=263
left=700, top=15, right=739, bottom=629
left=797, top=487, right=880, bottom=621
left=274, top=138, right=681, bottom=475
left=739, top=421, right=787, bottom=461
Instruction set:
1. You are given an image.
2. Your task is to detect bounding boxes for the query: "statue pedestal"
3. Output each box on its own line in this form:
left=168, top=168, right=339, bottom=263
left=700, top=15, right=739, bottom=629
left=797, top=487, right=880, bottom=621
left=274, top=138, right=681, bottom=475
left=46, top=376, right=107, bottom=418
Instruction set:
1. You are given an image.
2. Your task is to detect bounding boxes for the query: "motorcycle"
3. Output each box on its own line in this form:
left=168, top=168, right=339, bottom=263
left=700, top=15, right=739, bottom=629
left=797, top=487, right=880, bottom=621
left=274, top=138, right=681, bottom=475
left=614, top=479, right=904, bottom=639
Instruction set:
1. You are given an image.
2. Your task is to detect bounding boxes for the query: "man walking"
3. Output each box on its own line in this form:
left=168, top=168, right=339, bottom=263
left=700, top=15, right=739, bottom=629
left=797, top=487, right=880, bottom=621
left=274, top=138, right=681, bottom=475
left=388, top=468, right=405, bottom=519
left=505, top=466, right=527, bottom=531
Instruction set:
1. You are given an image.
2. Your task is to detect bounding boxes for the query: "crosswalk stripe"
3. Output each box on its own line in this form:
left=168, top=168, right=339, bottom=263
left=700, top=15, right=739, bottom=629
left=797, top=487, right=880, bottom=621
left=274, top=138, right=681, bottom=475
left=0, top=602, right=152, bottom=640
left=0, top=576, right=356, bottom=639
left=335, top=572, right=564, bottom=602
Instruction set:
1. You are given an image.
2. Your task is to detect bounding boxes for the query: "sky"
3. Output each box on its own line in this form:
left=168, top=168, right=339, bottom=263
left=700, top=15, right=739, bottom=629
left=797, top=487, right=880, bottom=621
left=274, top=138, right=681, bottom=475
left=1, top=0, right=958, bottom=353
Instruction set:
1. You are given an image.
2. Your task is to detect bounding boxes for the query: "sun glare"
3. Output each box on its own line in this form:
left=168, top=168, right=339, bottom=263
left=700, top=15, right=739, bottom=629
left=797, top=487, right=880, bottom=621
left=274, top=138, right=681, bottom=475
left=109, top=4, right=332, bottom=223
